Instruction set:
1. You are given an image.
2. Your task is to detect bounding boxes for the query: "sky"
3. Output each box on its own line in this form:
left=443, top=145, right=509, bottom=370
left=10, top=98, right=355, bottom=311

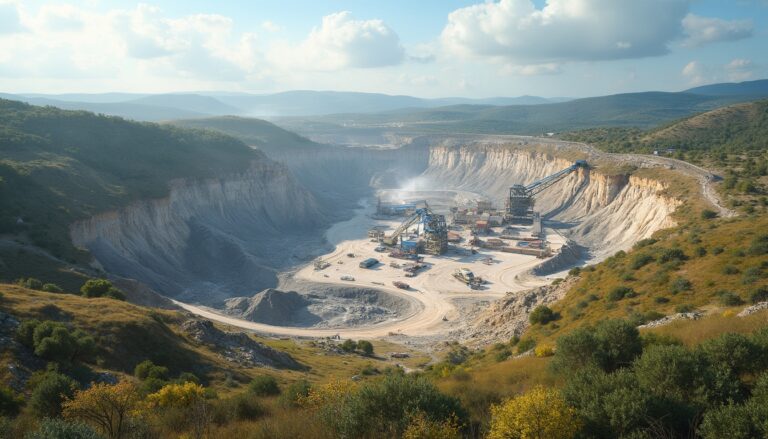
left=0, top=0, right=766, bottom=98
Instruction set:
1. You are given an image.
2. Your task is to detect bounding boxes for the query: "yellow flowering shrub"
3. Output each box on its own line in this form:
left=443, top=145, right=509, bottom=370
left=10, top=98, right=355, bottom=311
left=488, top=385, right=580, bottom=439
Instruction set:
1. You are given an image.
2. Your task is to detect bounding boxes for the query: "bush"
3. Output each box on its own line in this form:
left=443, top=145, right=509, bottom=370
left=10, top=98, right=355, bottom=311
left=17, top=320, right=96, bottom=364
left=551, top=319, right=641, bottom=374
left=535, top=345, right=555, bottom=357
left=357, top=340, right=374, bottom=356
left=17, top=277, right=43, bottom=290
left=488, top=386, right=580, bottom=439
left=29, top=371, right=78, bottom=417
left=42, top=283, right=64, bottom=293
left=568, top=267, right=581, bottom=276
left=658, top=248, right=688, bottom=264
left=529, top=305, right=557, bottom=325
left=701, top=209, right=718, bottom=219
left=750, top=287, right=768, bottom=304
left=712, top=246, right=724, bottom=255
left=79, top=279, right=125, bottom=301
left=747, top=234, right=768, bottom=256
left=722, top=265, right=740, bottom=275
left=675, top=304, right=695, bottom=313
left=633, top=238, right=657, bottom=249
left=718, top=291, right=744, bottom=307
left=340, top=339, right=357, bottom=353
left=654, top=296, right=670, bottom=304
left=607, top=286, right=635, bottom=302
left=630, top=254, right=654, bottom=270
left=671, top=277, right=692, bottom=293
left=212, top=392, right=265, bottom=425
left=326, top=374, right=466, bottom=438
left=248, top=375, right=280, bottom=396
left=279, top=380, right=311, bottom=408
left=134, top=360, right=169, bottom=381
left=25, top=418, right=104, bottom=439
left=516, top=338, right=536, bottom=353
left=0, top=386, right=21, bottom=417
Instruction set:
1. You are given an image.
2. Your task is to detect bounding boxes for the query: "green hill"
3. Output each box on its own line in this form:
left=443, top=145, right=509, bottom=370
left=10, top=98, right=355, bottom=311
left=0, top=99, right=260, bottom=283
left=170, top=116, right=322, bottom=154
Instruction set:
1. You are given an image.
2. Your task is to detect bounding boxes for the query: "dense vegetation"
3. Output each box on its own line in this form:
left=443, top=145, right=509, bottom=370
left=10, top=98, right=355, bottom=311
left=0, top=99, right=260, bottom=287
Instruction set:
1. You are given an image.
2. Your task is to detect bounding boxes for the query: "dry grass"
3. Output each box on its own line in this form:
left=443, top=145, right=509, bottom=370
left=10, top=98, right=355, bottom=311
left=644, top=308, right=768, bottom=346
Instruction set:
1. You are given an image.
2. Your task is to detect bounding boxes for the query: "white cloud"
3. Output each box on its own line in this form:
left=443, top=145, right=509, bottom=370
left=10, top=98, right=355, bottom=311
left=682, top=14, right=752, bottom=47
left=725, top=58, right=755, bottom=82
left=261, top=20, right=281, bottom=32
left=269, top=11, right=405, bottom=71
left=682, top=61, right=709, bottom=86
left=503, top=63, right=562, bottom=76
left=0, top=1, right=23, bottom=34
left=398, top=74, right=438, bottom=87
left=442, top=0, right=690, bottom=63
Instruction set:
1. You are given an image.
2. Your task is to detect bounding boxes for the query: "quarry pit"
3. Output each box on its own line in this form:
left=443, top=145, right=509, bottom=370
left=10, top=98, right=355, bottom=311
left=70, top=135, right=701, bottom=345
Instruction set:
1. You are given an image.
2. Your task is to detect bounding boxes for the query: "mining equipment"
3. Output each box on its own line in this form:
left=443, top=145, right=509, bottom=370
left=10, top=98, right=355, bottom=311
left=382, top=206, right=448, bottom=255
left=359, top=258, right=379, bottom=269
left=452, top=268, right=484, bottom=289
left=314, top=259, right=331, bottom=270
left=392, top=281, right=410, bottom=290
left=505, top=160, right=588, bottom=223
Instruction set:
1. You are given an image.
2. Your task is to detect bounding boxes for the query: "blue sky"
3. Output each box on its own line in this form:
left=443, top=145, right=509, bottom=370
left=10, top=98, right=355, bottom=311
left=0, top=0, right=765, bottom=98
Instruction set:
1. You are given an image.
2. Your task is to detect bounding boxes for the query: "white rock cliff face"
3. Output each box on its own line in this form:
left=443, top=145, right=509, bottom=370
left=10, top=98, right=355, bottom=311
left=418, top=144, right=680, bottom=259
left=70, top=160, right=324, bottom=302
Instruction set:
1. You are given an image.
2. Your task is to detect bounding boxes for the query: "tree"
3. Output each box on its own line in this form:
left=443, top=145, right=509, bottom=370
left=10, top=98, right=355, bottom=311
left=551, top=320, right=641, bottom=374
left=529, top=305, right=557, bottom=324
left=29, top=321, right=96, bottom=364
left=633, top=344, right=700, bottom=402
left=248, top=375, right=280, bottom=396
left=0, top=386, right=21, bottom=417
left=357, top=340, right=374, bottom=356
left=63, top=381, right=140, bottom=439
left=340, top=339, right=357, bottom=352
left=488, top=386, right=580, bottom=439
left=133, top=360, right=168, bottom=381
left=29, top=371, right=78, bottom=417
left=80, top=279, right=125, bottom=301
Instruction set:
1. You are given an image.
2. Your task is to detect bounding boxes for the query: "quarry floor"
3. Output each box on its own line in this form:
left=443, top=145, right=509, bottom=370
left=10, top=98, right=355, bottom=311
left=176, top=190, right=566, bottom=341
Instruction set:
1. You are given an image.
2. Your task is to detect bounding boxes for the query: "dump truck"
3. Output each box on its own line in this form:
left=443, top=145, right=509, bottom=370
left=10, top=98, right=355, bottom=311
left=452, top=268, right=483, bottom=289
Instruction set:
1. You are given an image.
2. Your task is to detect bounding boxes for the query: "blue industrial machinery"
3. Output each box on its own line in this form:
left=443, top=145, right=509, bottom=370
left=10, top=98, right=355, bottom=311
left=506, top=160, right=588, bottom=221
left=383, top=206, right=448, bottom=255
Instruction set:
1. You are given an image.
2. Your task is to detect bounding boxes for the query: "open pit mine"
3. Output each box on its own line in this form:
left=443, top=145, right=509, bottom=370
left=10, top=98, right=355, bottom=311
left=70, top=135, right=694, bottom=349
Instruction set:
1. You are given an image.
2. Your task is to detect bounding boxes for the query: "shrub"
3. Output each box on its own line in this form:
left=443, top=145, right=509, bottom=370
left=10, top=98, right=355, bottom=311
left=488, top=386, right=580, bottom=439
left=750, top=287, right=768, bottom=304
left=25, top=418, right=103, bottom=439
left=279, top=380, right=311, bottom=408
left=403, top=412, right=462, bottom=439
left=212, top=392, right=265, bottom=424
left=133, top=360, right=169, bottom=381
left=29, top=371, right=78, bottom=417
left=633, top=344, right=699, bottom=401
left=675, top=304, right=695, bottom=313
left=516, top=338, right=536, bottom=353
left=701, top=209, right=718, bottom=219
left=722, top=265, right=740, bottom=275
left=42, top=283, right=64, bottom=293
left=747, top=234, right=768, bottom=256
left=535, top=345, right=555, bottom=357
left=80, top=279, right=125, bottom=301
left=17, top=277, right=43, bottom=290
left=551, top=319, right=641, bottom=374
left=658, top=248, right=688, bottom=264
left=695, top=246, right=707, bottom=257
left=357, top=340, right=374, bottom=356
left=712, top=246, right=724, bottom=255
left=607, top=286, right=635, bottom=302
left=0, top=386, right=21, bottom=417
left=248, top=375, right=280, bottom=396
left=568, top=267, right=581, bottom=276
left=340, top=339, right=357, bottom=353
left=17, top=320, right=96, bottom=364
left=529, top=305, right=557, bottom=325
left=654, top=296, right=670, bottom=304
left=671, top=277, right=692, bottom=293
left=630, top=254, right=654, bottom=270
left=327, top=374, right=466, bottom=438
left=718, top=291, right=744, bottom=307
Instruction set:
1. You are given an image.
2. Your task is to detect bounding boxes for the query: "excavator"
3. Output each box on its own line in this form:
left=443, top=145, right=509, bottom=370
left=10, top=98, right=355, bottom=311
left=506, top=160, right=588, bottom=221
